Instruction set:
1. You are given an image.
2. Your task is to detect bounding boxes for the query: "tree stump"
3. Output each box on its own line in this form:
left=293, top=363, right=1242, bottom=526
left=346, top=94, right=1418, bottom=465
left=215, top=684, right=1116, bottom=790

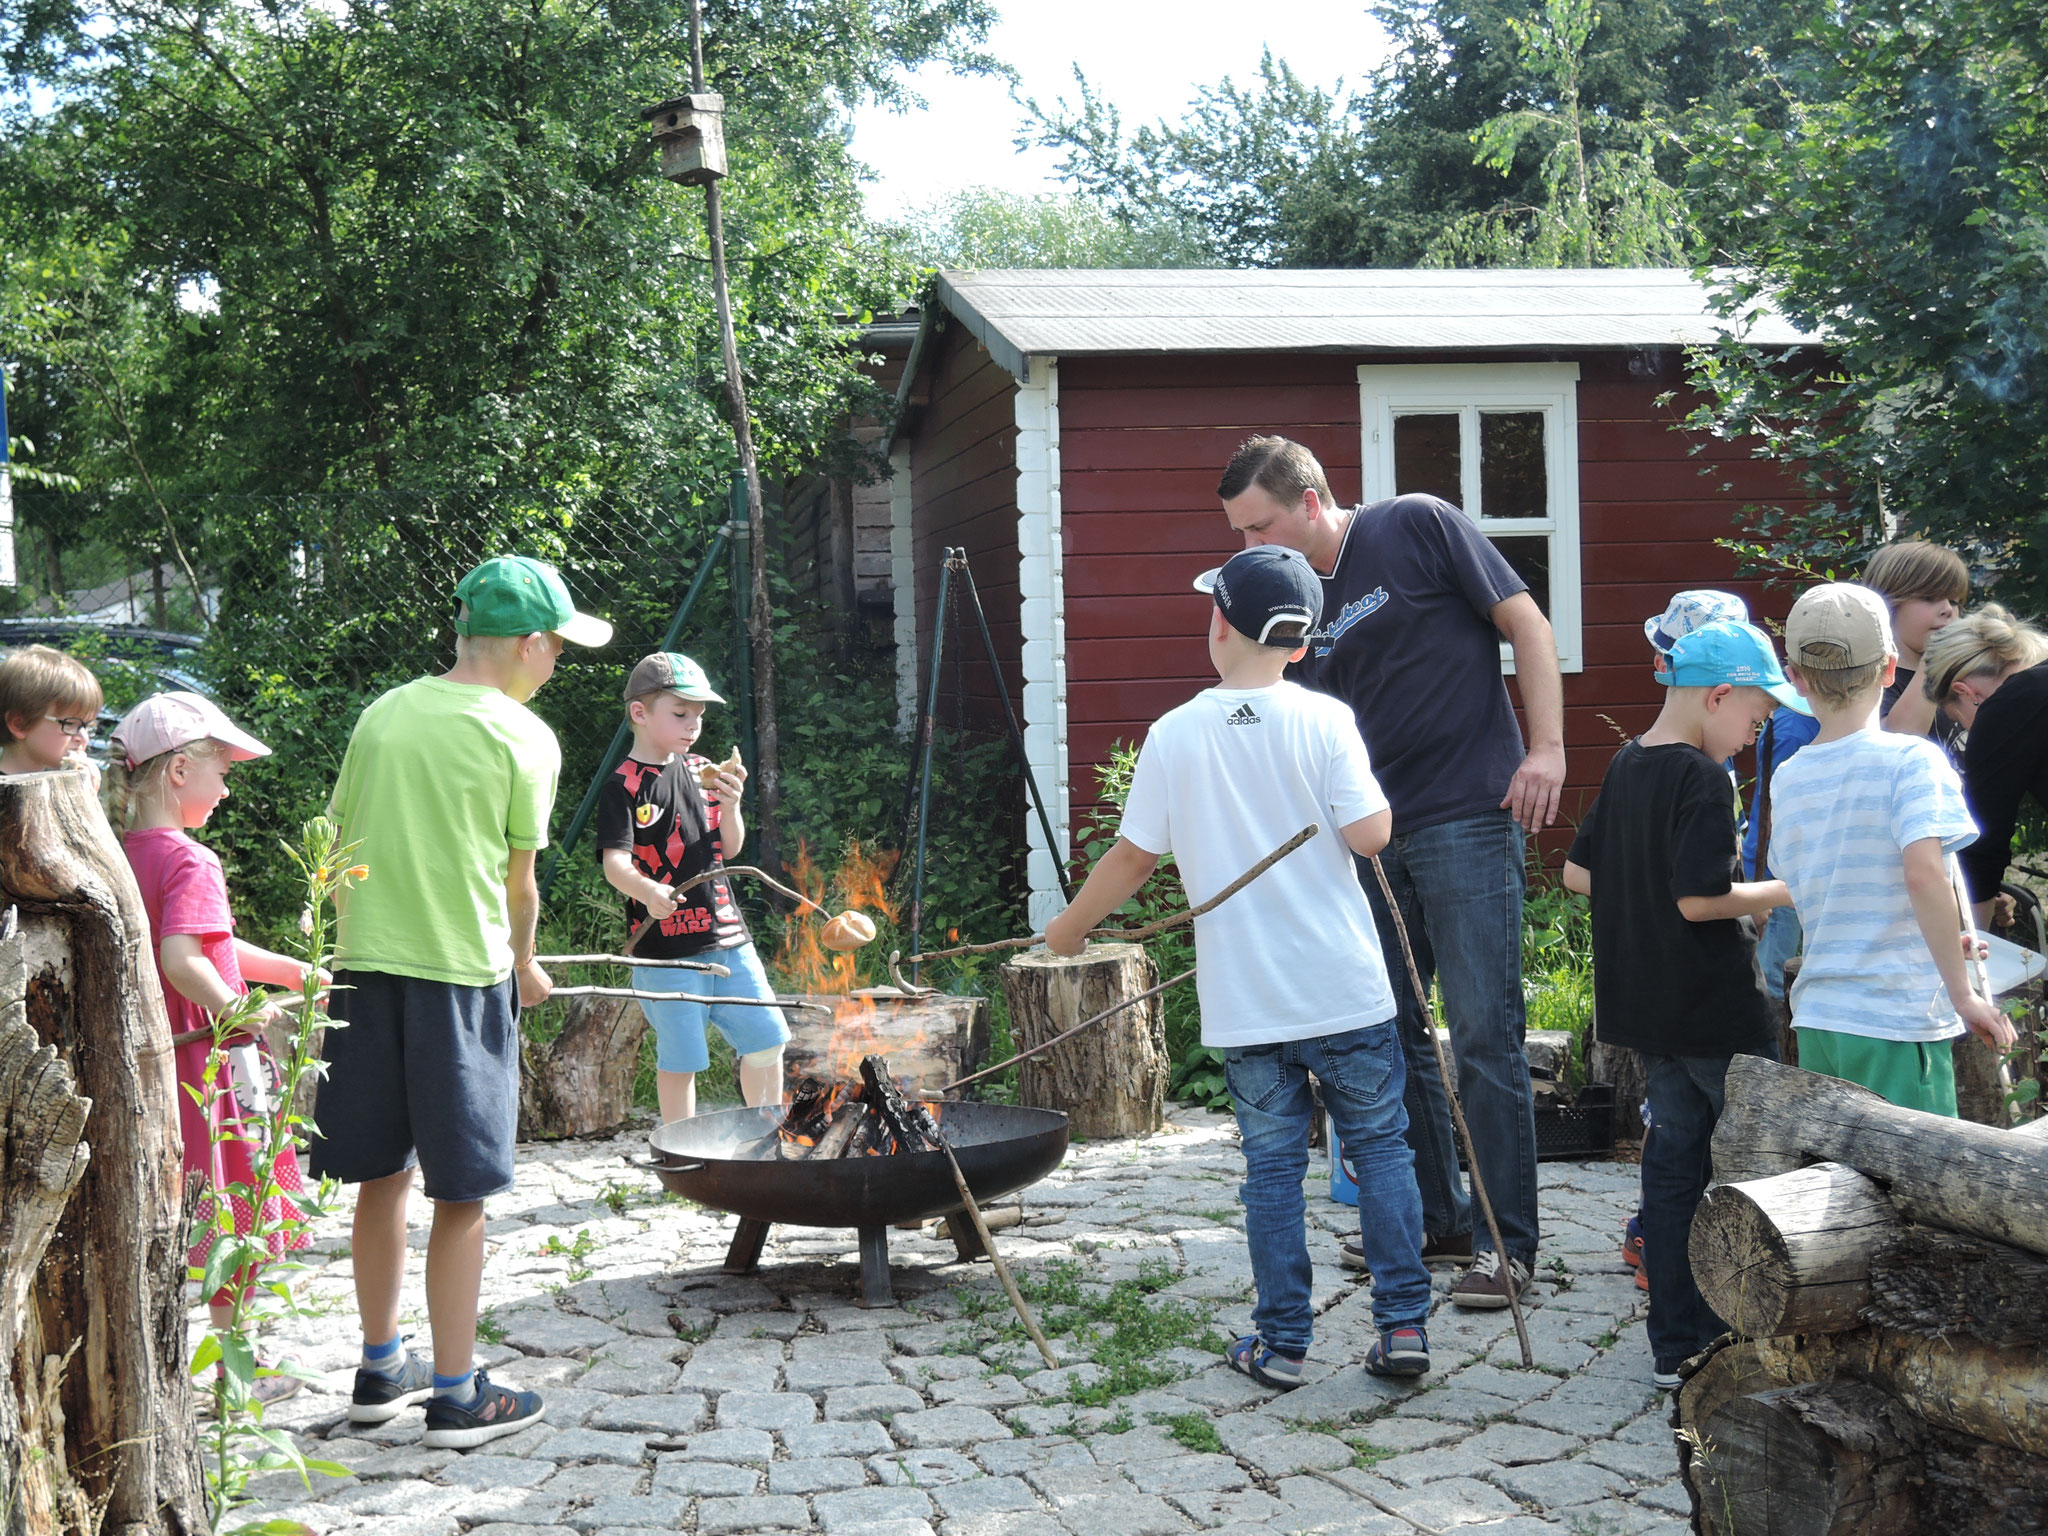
left=1695, top=1381, right=1924, bottom=1536
left=0, top=768, right=205, bottom=1536
left=1587, top=1039, right=1645, bottom=1140
left=1000, top=943, right=1166, bottom=1139
left=519, top=993, right=649, bottom=1139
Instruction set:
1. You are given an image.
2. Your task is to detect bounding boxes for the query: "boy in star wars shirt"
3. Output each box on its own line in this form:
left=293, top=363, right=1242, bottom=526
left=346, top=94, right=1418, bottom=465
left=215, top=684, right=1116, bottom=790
left=596, top=652, right=788, bottom=1123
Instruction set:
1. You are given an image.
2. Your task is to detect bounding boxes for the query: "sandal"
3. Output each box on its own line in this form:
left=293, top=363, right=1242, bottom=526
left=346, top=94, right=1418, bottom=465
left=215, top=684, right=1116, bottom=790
left=1225, top=1333, right=1304, bottom=1391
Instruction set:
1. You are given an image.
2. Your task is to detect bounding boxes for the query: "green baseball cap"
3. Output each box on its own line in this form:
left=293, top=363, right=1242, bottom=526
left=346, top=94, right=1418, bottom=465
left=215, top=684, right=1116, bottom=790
left=453, top=556, right=613, bottom=647
left=624, top=651, right=725, bottom=704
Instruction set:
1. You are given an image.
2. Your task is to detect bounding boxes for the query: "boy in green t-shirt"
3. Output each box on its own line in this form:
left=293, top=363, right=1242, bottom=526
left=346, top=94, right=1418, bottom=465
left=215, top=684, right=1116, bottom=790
left=315, top=555, right=610, bottom=1448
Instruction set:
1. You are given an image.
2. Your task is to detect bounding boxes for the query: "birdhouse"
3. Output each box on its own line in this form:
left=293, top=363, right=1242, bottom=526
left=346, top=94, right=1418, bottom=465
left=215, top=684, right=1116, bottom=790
left=645, top=94, right=727, bottom=185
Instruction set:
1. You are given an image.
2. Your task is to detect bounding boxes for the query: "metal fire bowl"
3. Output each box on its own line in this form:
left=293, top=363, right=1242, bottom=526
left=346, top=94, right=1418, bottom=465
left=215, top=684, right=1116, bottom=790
left=638, top=1101, right=1069, bottom=1229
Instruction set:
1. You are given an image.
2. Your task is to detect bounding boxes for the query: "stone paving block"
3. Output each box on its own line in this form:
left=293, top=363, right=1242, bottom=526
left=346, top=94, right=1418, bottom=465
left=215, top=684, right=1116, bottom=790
left=713, top=1310, right=805, bottom=1339
left=826, top=1523, right=935, bottom=1536
left=582, top=1392, right=708, bottom=1436
left=937, top=1514, right=1064, bottom=1536
left=435, top=1453, right=557, bottom=1489
left=1122, top=1454, right=1249, bottom=1495
left=1560, top=1498, right=1662, bottom=1534
left=815, top=1486, right=938, bottom=1530
left=679, top=1339, right=785, bottom=1392
left=498, top=1310, right=632, bottom=1359
left=466, top=1526, right=577, bottom=1536
left=658, top=1426, right=774, bottom=1462
left=577, top=1361, right=681, bottom=1395
left=697, top=1494, right=813, bottom=1533
left=649, top=1457, right=760, bottom=1495
left=1509, top=1375, right=1658, bottom=1438
left=716, top=1389, right=819, bottom=1429
left=1235, top=1432, right=1354, bottom=1476
left=562, top=1495, right=688, bottom=1532
left=1346, top=1419, right=1463, bottom=1454
left=1006, top=1404, right=1121, bottom=1438
left=892, top=1405, right=1013, bottom=1447
left=1026, top=1464, right=1137, bottom=1506
left=1049, top=1492, right=1191, bottom=1536
left=828, top=1385, right=929, bottom=1421
left=1089, top=1426, right=1185, bottom=1466
left=793, top=1329, right=896, bottom=1360
left=1164, top=1488, right=1292, bottom=1528
left=1381, top=1474, right=1522, bottom=1526
left=894, top=1355, right=985, bottom=1385
left=931, top=1476, right=1039, bottom=1519
left=538, top=1465, right=634, bottom=1499
left=871, top=1449, right=980, bottom=1486
left=1371, top=1444, right=1505, bottom=1487
left=1018, top=1363, right=1107, bottom=1400
left=1614, top=1409, right=1671, bottom=1444
left=970, top=1437, right=1093, bottom=1477
left=348, top=1444, right=459, bottom=1481
left=931, top=1374, right=1032, bottom=1409
left=1582, top=1435, right=1681, bottom=1483
left=817, top=1304, right=906, bottom=1332
left=1250, top=1369, right=1416, bottom=1426
left=789, top=1357, right=899, bottom=1391
left=325, top=1480, right=474, bottom=1518
left=527, top=1428, right=647, bottom=1466
left=770, top=1457, right=868, bottom=1493
left=1171, top=1367, right=1272, bottom=1412
left=1437, top=1364, right=1564, bottom=1407
left=887, top=1322, right=962, bottom=1356
left=784, top=1419, right=897, bottom=1458
left=1635, top=1480, right=1693, bottom=1516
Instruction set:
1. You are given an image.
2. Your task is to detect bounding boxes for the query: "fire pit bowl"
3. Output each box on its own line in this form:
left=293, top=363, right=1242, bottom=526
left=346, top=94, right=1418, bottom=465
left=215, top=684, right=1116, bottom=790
left=635, top=1101, right=1069, bottom=1305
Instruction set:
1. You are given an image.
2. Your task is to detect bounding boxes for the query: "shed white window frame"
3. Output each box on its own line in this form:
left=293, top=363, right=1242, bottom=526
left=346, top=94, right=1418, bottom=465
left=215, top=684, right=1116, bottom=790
left=1357, top=362, right=1583, bottom=674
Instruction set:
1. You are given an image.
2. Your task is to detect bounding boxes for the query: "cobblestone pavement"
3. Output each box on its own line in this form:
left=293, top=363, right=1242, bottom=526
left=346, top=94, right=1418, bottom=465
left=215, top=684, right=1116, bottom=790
left=234, top=1107, right=1687, bottom=1536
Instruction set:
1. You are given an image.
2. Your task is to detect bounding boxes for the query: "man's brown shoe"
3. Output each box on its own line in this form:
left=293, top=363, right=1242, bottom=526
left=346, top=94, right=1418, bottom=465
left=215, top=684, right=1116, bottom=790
left=1449, top=1250, right=1532, bottom=1310
left=1339, top=1230, right=1474, bottom=1272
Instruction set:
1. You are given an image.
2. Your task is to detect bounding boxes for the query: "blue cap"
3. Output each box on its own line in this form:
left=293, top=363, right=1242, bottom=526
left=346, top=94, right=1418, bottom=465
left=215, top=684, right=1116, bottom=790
left=1645, top=590, right=1749, bottom=654
left=1659, top=620, right=1812, bottom=715
left=1192, top=547, right=1324, bottom=646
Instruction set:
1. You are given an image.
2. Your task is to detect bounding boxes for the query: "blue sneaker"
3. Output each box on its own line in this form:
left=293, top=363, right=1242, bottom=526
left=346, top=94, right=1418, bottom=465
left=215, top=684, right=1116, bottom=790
left=348, top=1350, right=434, bottom=1424
left=1225, top=1333, right=1304, bottom=1391
left=1363, top=1326, right=1430, bottom=1378
left=421, top=1370, right=546, bottom=1449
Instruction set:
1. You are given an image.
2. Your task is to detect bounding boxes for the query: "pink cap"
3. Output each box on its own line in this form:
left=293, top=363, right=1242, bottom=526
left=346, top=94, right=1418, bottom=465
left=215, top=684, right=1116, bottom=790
left=112, top=692, right=272, bottom=769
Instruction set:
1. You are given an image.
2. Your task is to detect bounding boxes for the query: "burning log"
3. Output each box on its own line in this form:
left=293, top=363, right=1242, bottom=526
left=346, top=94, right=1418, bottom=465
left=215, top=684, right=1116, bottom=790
left=859, top=1053, right=942, bottom=1151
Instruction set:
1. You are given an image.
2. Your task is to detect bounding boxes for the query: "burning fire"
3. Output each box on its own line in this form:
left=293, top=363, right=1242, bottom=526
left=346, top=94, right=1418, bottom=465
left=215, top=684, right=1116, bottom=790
left=771, top=840, right=928, bottom=1085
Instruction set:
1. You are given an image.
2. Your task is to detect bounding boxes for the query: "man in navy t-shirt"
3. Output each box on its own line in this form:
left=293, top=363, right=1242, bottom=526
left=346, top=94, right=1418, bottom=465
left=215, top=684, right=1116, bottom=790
left=1218, top=435, right=1562, bottom=1310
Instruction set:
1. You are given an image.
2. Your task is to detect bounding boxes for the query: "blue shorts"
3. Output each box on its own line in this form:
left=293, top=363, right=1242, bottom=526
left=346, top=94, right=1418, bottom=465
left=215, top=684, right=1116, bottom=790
left=634, top=941, right=789, bottom=1074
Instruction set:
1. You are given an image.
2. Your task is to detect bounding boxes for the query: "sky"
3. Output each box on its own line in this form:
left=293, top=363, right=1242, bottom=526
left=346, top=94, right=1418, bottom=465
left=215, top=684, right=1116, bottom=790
left=849, top=0, right=1390, bottom=219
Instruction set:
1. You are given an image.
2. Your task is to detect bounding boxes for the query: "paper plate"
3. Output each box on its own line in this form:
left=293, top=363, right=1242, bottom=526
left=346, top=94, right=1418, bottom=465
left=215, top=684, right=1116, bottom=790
left=1982, top=932, right=2047, bottom=997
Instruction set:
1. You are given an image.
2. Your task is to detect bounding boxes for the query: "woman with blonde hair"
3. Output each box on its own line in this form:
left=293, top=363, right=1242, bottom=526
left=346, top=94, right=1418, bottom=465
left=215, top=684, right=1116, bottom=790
left=1921, top=605, right=2048, bottom=927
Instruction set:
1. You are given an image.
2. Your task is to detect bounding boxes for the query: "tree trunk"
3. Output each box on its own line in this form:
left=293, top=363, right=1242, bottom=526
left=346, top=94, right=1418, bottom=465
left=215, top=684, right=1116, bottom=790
left=1694, top=1382, right=1923, bottom=1536
left=519, top=994, right=649, bottom=1138
left=1587, top=1038, right=1644, bottom=1141
left=1862, top=1224, right=2048, bottom=1350
left=0, top=906, right=96, bottom=1536
left=1952, top=1029, right=2015, bottom=1128
left=1711, top=1055, right=2048, bottom=1256
left=0, top=769, right=205, bottom=1536
left=1690, top=1164, right=1901, bottom=1337
left=1846, top=1325, right=2048, bottom=1456
left=1000, top=943, right=1166, bottom=1140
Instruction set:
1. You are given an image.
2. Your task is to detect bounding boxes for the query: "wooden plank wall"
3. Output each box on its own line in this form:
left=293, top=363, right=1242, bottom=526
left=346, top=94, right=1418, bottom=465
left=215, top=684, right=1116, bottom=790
left=1057, top=349, right=1813, bottom=863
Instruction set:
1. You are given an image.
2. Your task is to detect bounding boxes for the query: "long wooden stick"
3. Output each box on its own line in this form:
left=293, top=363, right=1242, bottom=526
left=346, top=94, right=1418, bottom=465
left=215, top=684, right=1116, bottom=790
left=537, top=953, right=732, bottom=974
left=940, top=967, right=1197, bottom=1093
left=938, top=1139, right=1058, bottom=1368
left=547, top=985, right=833, bottom=1014
left=1366, top=854, right=1532, bottom=1368
left=622, top=863, right=828, bottom=957
left=890, top=823, right=1321, bottom=973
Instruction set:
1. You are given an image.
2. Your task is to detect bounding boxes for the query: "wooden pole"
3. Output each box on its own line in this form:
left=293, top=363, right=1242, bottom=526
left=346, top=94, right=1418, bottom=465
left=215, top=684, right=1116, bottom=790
left=938, top=1140, right=1058, bottom=1369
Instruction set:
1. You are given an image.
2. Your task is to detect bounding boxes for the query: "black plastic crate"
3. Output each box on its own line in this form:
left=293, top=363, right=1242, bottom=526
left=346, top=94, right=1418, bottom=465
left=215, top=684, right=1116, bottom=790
left=1456, top=1082, right=1618, bottom=1166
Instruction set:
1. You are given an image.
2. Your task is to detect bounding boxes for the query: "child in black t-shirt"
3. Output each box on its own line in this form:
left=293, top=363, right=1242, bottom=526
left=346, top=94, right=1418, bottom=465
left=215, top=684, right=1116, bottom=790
left=595, top=652, right=787, bottom=1123
left=1563, top=620, right=1801, bottom=1389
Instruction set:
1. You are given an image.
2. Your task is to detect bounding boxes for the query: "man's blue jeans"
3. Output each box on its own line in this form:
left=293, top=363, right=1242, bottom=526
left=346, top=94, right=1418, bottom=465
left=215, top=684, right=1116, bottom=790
left=1356, top=811, right=1540, bottom=1266
left=1225, top=1022, right=1432, bottom=1357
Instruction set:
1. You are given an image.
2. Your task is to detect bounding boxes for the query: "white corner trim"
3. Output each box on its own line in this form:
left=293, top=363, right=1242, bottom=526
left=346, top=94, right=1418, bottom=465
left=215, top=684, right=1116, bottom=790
left=1015, top=356, right=1068, bottom=929
left=889, top=445, right=918, bottom=736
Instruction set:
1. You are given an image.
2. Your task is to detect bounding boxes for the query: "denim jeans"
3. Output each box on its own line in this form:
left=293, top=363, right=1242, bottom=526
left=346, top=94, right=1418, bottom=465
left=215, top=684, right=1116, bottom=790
left=1356, top=810, right=1540, bottom=1266
left=1225, top=1023, right=1431, bottom=1357
left=1756, top=906, right=1802, bottom=1001
left=1639, top=1047, right=1775, bottom=1371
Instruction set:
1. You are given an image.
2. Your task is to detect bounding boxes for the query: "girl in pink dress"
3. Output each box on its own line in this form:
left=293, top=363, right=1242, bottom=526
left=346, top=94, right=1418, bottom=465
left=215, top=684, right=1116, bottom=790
left=111, top=693, right=320, bottom=1402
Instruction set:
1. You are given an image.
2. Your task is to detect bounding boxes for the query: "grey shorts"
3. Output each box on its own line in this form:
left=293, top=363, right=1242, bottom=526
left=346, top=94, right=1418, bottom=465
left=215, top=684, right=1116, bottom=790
left=308, top=969, right=520, bottom=1202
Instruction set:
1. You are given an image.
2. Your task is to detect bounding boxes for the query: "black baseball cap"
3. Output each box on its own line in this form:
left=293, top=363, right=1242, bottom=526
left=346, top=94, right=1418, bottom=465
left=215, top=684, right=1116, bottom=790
left=1192, top=546, right=1324, bottom=646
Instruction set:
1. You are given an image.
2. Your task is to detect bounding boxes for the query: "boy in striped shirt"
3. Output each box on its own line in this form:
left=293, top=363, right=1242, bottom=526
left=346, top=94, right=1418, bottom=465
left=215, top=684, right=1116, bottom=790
left=1770, top=584, right=2016, bottom=1115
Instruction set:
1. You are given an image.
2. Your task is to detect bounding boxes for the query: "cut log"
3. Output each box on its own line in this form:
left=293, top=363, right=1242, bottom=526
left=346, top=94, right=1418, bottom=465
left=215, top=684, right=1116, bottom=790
left=1674, top=1335, right=1833, bottom=1536
left=1690, top=1165, right=1904, bottom=1337
left=1848, top=1325, right=2048, bottom=1456
left=783, top=989, right=987, bottom=1095
left=1000, top=943, right=1166, bottom=1140
left=1863, top=1224, right=2048, bottom=1350
left=518, top=992, right=649, bottom=1139
left=1712, top=1055, right=2048, bottom=1256
left=0, top=768, right=205, bottom=1536
left=1694, top=1381, right=1923, bottom=1536
left=1587, top=1038, right=1645, bottom=1139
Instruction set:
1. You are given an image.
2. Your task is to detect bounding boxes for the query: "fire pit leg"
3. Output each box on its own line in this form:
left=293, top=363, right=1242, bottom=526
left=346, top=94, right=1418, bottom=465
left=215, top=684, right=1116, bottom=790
left=856, top=1225, right=895, bottom=1309
left=724, top=1217, right=771, bottom=1275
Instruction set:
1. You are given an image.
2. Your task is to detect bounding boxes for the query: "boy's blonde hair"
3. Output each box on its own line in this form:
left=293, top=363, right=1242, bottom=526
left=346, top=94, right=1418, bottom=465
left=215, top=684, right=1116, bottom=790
left=1920, top=604, right=2048, bottom=704
left=1792, top=659, right=1887, bottom=709
left=104, top=738, right=223, bottom=831
left=1862, top=540, right=1970, bottom=607
left=0, top=645, right=105, bottom=739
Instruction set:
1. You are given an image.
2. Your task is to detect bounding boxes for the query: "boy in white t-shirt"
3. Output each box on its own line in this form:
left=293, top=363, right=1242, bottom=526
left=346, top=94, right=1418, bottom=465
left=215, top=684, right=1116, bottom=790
left=1046, top=546, right=1432, bottom=1389
left=1770, top=583, right=2015, bottom=1114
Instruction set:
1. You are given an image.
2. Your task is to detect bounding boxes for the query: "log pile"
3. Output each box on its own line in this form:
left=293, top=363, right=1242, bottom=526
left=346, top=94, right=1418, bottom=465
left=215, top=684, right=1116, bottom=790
left=770, top=1056, right=944, bottom=1160
left=1678, top=1056, right=2048, bottom=1534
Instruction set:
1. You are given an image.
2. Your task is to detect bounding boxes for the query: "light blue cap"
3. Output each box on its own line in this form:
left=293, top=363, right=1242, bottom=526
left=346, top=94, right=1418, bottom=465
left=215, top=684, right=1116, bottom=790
left=1658, top=620, right=1812, bottom=715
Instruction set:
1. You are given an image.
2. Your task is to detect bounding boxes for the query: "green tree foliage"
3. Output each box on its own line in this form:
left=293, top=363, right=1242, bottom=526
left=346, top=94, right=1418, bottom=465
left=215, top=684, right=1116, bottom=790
left=1025, top=0, right=1804, bottom=268
left=1684, top=0, right=2048, bottom=603
left=887, top=186, right=1211, bottom=269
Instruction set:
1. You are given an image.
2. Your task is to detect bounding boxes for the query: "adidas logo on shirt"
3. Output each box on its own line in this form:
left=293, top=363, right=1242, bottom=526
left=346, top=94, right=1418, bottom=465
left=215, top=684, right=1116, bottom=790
left=1226, top=702, right=1261, bottom=726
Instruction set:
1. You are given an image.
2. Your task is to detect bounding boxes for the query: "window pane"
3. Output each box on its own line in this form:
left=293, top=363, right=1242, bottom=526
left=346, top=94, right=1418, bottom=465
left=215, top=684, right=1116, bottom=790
left=1393, top=413, right=1462, bottom=504
left=1490, top=536, right=1550, bottom=617
left=1480, top=411, right=1547, bottom=520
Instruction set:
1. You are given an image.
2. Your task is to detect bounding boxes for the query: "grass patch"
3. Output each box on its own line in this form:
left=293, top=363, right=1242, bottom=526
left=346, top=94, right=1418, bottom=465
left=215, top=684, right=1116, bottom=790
left=1154, top=1411, right=1224, bottom=1454
left=477, top=1308, right=508, bottom=1345
left=1348, top=1440, right=1397, bottom=1468
left=963, top=1257, right=1221, bottom=1405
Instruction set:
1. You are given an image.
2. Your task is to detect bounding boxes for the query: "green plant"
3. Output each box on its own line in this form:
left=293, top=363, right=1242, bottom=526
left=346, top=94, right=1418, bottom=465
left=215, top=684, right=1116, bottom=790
left=1522, top=863, right=1594, bottom=1097
left=188, top=817, right=359, bottom=1530
left=477, top=1309, right=508, bottom=1346
left=1169, top=1043, right=1232, bottom=1111
left=1156, top=1411, right=1224, bottom=1454
left=540, top=1228, right=600, bottom=1284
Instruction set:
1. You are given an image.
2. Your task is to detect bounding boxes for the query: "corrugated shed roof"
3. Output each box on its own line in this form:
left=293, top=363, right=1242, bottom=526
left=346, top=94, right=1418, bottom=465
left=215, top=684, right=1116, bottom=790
left=933, top=267, right=1810, bottom=378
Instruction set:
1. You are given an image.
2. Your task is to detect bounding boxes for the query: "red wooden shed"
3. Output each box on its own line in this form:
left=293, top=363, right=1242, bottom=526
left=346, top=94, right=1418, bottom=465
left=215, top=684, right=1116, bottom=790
left=879, top=268, right=1812, bottom=926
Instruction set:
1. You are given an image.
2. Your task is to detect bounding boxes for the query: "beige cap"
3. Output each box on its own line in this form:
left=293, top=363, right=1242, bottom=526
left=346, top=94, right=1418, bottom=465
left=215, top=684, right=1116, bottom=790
left=112, top=691, right=272, bottom=769
left=1785, top=583, right=1894, bottom=671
